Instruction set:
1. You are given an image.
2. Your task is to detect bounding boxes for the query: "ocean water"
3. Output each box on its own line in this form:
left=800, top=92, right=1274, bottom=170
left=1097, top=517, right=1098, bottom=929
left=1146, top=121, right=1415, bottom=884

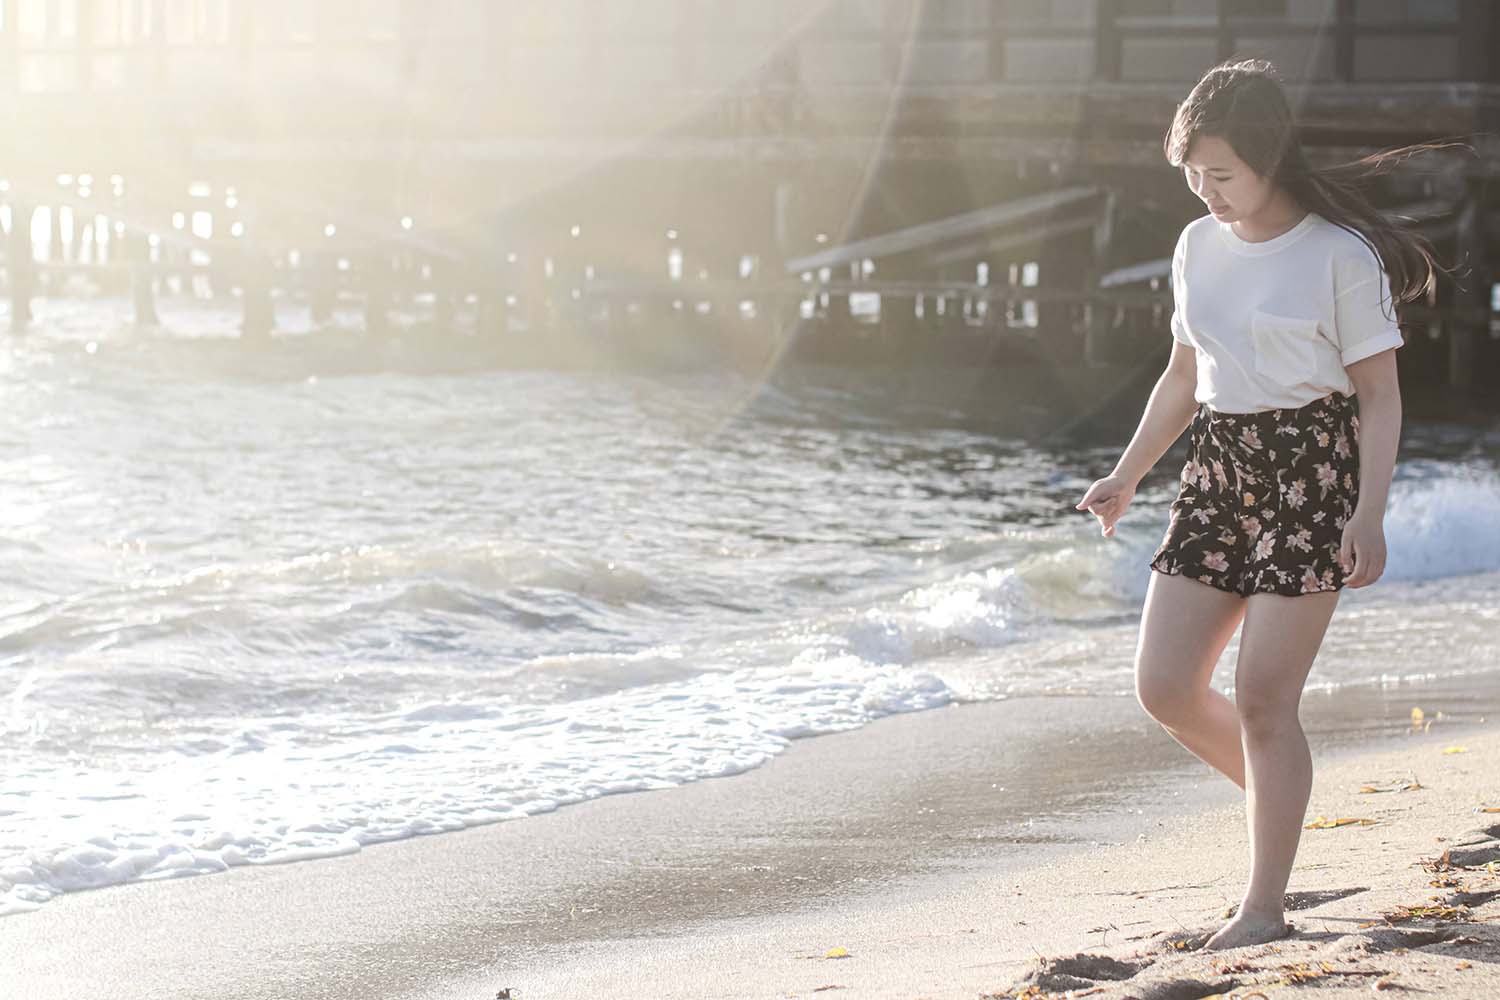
left=3, top=299, right=1499, bottom=916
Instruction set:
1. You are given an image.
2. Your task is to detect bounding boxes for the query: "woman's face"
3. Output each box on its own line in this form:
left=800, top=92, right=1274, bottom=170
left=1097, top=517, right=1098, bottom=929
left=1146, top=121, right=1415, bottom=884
left=1181, top=134, right=1271, bottom=222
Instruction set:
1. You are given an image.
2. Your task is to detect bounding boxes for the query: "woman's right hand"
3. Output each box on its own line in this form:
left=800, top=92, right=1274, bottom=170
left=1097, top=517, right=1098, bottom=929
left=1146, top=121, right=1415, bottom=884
left=1075, top=475, right=1137, bottom=539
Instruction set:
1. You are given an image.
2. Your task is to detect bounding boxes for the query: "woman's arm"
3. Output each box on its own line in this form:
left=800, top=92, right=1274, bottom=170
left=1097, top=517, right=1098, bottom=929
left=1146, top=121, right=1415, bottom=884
left=1076, top=341, right=1199, bottom=537
left=1111, top=340, right=1201, bottom=485
left=1339, top=348, right=1401, bottom=587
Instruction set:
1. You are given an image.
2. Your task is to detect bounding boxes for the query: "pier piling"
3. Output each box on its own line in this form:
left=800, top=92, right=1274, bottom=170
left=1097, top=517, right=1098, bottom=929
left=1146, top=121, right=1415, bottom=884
left=6, top=201, right=34, bottom=332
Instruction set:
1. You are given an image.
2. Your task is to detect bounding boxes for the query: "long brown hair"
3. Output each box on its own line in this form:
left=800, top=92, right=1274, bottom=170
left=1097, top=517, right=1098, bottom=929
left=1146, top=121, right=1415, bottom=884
left=1163, top=57, right=1472, bottom=326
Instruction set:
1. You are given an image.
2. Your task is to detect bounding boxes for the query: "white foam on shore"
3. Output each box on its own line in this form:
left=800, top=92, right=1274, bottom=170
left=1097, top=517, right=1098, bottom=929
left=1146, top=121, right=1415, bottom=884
left=8, top=538, right=1497, bottom=917
left=0, top=652, right=953, bottom=917
left=0, top=558, right=1031, bottom=917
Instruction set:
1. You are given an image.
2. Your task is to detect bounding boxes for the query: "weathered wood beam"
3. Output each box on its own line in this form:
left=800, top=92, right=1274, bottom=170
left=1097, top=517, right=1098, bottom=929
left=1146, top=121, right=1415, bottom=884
left=783, top=186, right=1100, bottom=272
left=929, top=215, right=1099, bottom=268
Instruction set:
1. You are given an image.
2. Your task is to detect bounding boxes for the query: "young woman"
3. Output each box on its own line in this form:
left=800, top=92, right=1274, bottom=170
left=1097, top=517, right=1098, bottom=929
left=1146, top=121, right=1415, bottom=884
left=1074, top=58, right=1464, bottom=950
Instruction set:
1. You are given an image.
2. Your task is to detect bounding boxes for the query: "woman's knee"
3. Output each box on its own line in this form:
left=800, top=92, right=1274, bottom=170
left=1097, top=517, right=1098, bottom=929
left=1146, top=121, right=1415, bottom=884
left=1233, top=687, right=1300, bottom=736
left=1134, top=666, right=1204, bottom=726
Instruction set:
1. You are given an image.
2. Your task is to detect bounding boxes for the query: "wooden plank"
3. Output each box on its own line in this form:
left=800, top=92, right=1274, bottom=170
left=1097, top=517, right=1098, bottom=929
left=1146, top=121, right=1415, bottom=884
left=928, top=215, right=1100, bottom=267
left=1099, top=257, right=1170, bottom=288
left=782, top=186, right=1100, bottom=273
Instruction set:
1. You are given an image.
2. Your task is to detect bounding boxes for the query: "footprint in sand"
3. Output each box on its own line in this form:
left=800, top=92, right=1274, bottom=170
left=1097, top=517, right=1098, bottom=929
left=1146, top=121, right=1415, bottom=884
left=1124, top=980, right=1242, bottom=1000
left=1221, top=885, right=1370, bottom=918
left=1000, top=951, right=1152, bottom=991
left=1357, top=925, right=1475, bottom=953
left=990, top=950, right=1241, bottom=1000
left=1444, top=843, right=1500, bottom=867
left=1448, top=888, right=1500, bottom=908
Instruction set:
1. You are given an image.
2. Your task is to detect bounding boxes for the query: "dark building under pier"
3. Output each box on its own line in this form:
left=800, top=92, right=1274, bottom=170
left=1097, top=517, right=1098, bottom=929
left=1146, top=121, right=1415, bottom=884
left=1, top=1, right=1497, bottom=421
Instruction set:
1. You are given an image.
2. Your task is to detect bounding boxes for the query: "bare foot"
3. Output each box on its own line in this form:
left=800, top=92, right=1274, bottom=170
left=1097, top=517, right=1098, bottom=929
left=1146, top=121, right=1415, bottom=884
left=1202, top=909, right=1291, bottom=951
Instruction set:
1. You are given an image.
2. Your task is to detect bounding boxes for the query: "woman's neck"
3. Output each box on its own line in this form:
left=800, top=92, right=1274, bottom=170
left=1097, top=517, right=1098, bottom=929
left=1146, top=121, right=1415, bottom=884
left=1230, top=196, right=1309, bottom=244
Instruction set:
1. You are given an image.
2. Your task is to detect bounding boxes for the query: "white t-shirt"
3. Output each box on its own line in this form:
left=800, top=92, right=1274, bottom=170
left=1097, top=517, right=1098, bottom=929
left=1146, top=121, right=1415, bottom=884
left=1168, top=209, right=1405, bottom=413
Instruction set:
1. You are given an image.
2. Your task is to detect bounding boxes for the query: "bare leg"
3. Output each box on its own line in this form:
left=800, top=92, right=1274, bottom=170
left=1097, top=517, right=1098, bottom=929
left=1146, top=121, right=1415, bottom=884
left=1135, top=570, right=1248, bottom=789
left=1204, top=588, right=1340, bottom=951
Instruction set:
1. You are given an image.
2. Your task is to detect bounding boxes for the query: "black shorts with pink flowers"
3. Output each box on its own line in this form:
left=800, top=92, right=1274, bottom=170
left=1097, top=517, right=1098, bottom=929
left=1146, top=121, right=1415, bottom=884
left=1148, top=391, right=1361, bottom=597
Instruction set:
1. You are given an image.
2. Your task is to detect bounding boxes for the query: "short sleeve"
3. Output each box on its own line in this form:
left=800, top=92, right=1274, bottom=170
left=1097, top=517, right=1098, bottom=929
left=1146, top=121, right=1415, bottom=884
left=1332, top=245, right=1404, bottom=366
left=1169, top=228, right=1190, bottom=345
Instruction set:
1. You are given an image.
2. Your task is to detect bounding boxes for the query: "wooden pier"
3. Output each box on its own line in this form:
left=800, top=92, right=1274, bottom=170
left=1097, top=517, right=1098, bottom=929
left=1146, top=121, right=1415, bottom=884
left=1, top=1, right=1497, bottom=411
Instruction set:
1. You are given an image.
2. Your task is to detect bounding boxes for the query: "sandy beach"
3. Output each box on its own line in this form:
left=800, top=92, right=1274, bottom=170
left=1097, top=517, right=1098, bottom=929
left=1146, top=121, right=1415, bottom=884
left=2, top=669, right=1498, bottom=1000
left=462, top=728, right=1494, bottom=1000
left=460, top=709, right=1500, bottom=1000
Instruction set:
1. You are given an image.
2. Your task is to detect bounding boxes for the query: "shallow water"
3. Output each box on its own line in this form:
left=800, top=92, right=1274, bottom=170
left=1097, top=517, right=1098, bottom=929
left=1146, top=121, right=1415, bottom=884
left=3, top=297, right=1498, bottom=915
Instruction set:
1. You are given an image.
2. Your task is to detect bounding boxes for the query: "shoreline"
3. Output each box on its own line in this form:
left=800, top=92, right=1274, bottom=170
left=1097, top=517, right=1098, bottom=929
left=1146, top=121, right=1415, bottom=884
left=5, top=670, right=1500, bottom=1000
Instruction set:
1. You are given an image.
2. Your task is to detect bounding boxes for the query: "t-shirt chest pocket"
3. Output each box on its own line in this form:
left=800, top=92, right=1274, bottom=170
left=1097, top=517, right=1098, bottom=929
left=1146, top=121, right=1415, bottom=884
left=1250, top=308, right=1322, bottom=385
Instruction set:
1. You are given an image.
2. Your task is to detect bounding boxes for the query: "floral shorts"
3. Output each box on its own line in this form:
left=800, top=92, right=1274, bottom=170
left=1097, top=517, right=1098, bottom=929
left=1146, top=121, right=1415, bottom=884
left=1148, top=391, right=1361, bottom=597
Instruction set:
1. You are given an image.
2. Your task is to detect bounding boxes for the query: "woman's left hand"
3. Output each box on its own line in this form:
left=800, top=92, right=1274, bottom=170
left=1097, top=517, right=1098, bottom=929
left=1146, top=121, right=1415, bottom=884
left=1338, top=510, right=1387, bottom=588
